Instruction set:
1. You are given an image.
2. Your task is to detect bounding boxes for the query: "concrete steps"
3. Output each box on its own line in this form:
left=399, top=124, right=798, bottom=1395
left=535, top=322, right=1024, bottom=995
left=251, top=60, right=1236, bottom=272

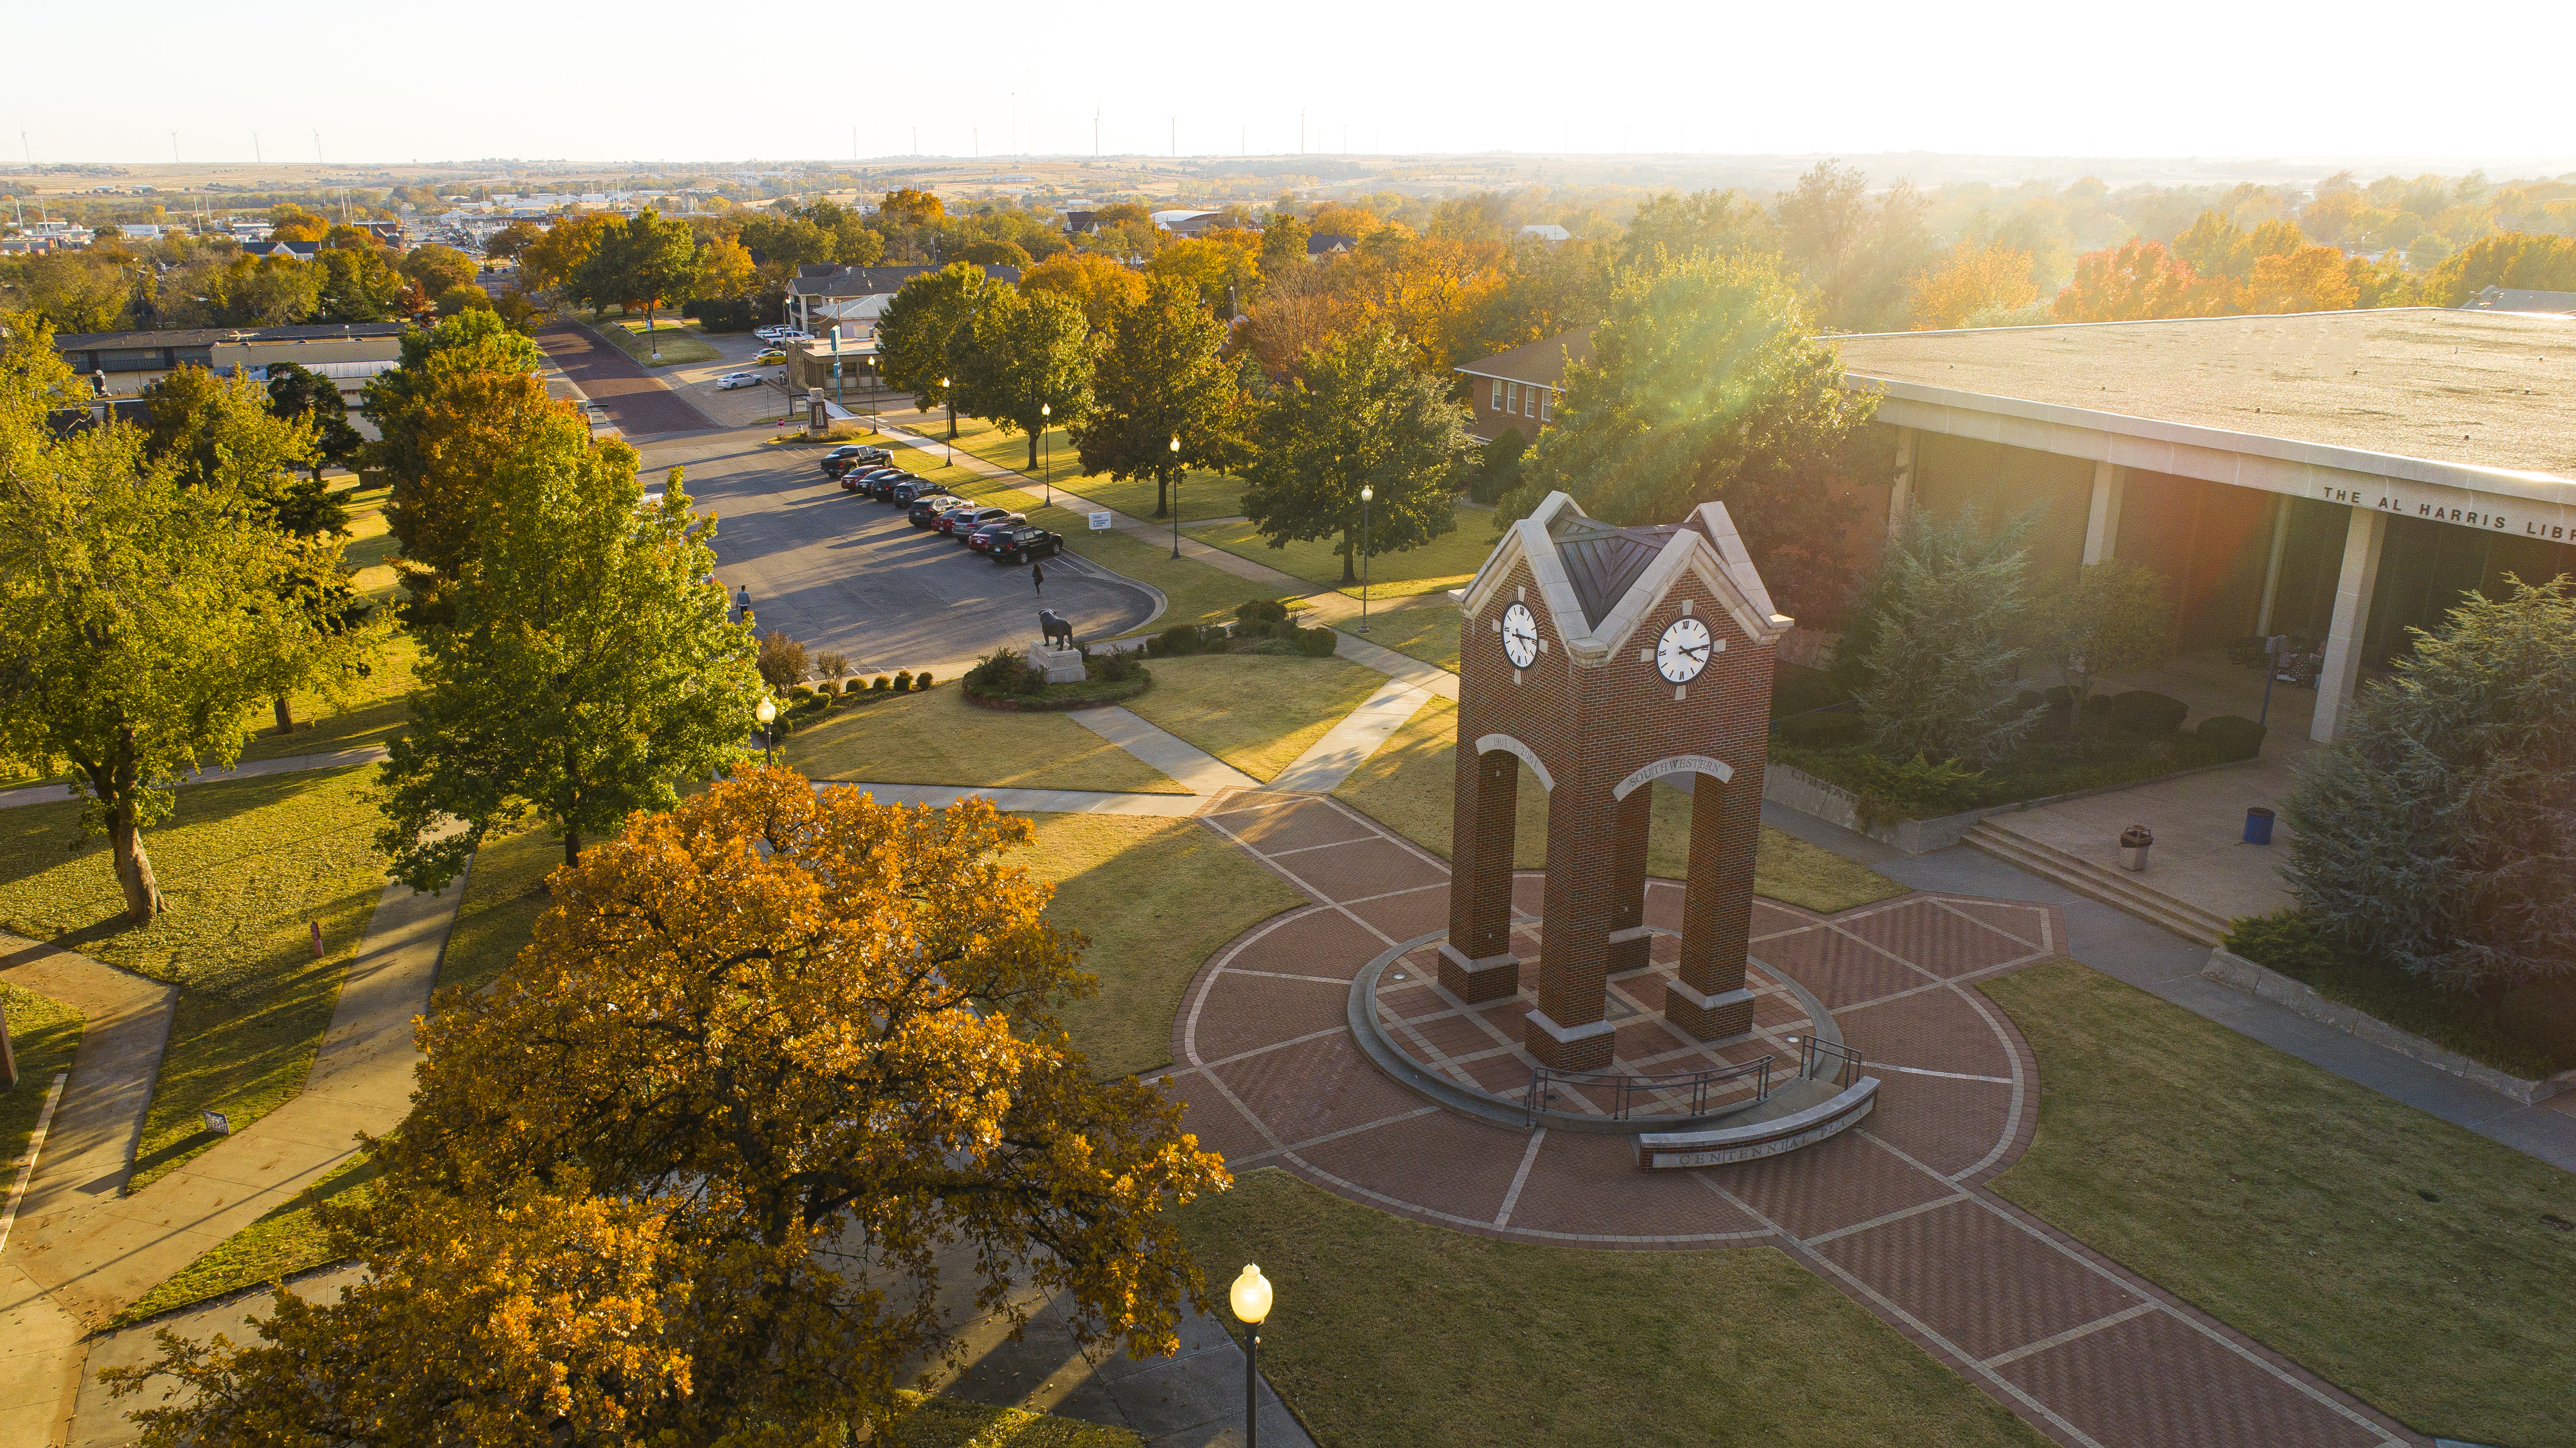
left=1964, top=822, right=2233, bottom=947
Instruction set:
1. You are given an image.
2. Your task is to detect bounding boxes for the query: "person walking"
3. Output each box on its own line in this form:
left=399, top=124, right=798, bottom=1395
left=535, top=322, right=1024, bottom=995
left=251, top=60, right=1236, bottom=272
left=734, top=585, right=752, bottom=622
left=1030, top=560, right=1044, bottom=597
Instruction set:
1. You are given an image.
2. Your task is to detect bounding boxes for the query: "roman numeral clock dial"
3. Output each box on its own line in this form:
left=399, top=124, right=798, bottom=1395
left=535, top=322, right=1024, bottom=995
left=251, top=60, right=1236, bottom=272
left=1656, top=616, right=1712, bottom=685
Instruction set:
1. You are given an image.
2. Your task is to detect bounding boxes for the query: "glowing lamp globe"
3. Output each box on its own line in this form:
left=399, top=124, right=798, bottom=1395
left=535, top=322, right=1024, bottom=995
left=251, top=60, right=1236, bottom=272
left=1229, top=1264, right=1273, bottom=1325
left=755, top=697, right=778, bottom=726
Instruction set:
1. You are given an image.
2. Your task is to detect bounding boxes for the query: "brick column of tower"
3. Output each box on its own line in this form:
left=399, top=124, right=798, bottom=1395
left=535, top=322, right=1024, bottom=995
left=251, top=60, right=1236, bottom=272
left=1440, top=747, right=1522, bottom=1002
left=1666, top=776, right=1757, bottom=1040
left=1604, top=786, right=1653, bottom=976
left=1528, top=777, right=1619, bottom=1071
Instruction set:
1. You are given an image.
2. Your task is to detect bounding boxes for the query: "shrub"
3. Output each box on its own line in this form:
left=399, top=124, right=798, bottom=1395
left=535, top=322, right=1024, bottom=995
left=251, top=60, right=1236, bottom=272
left=2197, top=714, right=2267, bottom=760
left=2225, top=909, right=2340, bottom=978
left=2501, top=976, right=2576, bottom=1060
left=893, top=670, right=914, bottom=692
left=815, top=652, right=852, bottom=695
left=963, top=651, right=1032, bottom=697
left=2107, top=690, right=2190, bottom=735
left=756, top=630, right=809, bottom=692
left=1297, top=625, right=1338, bottom=657
left=915, top=671, right=934, bottom=689
left=1153, top=624, right=1202, bottom=656
left=1234, top=598, right=1291, bottom=626
left=1086, top=648, right=1137, bottom=683
left=1849, top=753, right=1987, bottom=828
left=1468, top=428, right=1526, bottom=504
left=872, top=675, right=893, bottom=692
left=1774, top=711, right=1868, bottom=748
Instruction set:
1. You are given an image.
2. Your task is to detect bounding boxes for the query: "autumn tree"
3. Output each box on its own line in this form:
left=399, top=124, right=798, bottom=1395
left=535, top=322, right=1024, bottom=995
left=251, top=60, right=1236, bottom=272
left=692, top=234, right=756, bottom=300
left=951, top=288, right=1094, bottom=472
left=1241, top=324, right=1467, bottom=585
left=1906, top=240, right=2039, bottom=329
left=378, top=414, right=762, bottom=886
left=117, top=774, right=1229, bottom=1444
left=366, top=310, right=556, bottom=620
left=878, top=262, right=1003, bottom=435
left=480, top=219, right=545, bottom=261
left=1504, top=255, right=1877, bottom=621
left=2054, top=240, right=2218, bottom=322
left=1022, top=249, right=1148, bottom=332
left=0, top=318, right=379, bottom=920
left=1, top=250, right=133, bottom=333
left=518, top=212, right=618, bottom=295
left=2247, top=243, right=2361, bottom=313
left=399, top=242, right=478, bottom=298
left=2424, top=232, right=2576, bottom=306
left=1772, top=162, right=1933, bottom=333
left=1148, top=232, right=1262, bottom=315
left=2020, top=561, right=2174, bottom=731
left=1075, top=275, right=1243, bottom=517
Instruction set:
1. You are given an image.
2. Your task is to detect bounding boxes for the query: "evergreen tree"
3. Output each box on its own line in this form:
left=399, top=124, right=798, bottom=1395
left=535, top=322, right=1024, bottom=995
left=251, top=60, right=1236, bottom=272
left=1854, top=506, right=2042, bottom=767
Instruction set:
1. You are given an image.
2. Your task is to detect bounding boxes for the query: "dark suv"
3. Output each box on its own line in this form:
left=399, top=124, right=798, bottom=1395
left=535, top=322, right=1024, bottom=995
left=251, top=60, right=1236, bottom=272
left=839, top=466, right=901, bottom=494
left=946, top=506, right=1017, bottom=540
left=984, top=524, right=1064, bottom=564
left=891, top=478, right=952, bottom=506
left=867, top=471, right=920, bottom=501
left=908, top=495, right=963, bottom=528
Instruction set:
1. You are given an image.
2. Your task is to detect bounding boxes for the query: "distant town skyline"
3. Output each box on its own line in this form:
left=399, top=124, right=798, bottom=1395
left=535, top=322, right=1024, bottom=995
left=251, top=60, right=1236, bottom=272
left=14, top=0, right=2572, bottom=171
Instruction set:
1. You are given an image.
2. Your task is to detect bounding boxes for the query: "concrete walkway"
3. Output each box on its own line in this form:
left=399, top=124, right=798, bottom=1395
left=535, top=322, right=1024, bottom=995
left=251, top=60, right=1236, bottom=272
left=0, top=942, right=175, bottom=1448
left=0, top=747, right=390, bottom=813
left=15, top=867, right=464, bottom=1331
left=1267, top=676, right=1437, bottom=795
left=819, top=781, right=1212, bottom=818
left=1066, top=709, right=1260, bottom=796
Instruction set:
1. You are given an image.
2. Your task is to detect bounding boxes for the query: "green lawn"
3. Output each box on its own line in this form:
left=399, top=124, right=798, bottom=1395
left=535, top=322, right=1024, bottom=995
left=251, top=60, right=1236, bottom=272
left=0, top=767, right=388, bottom=1190
left=1195, top=502, right=1498, bottom=601
left=1023, top=814, right=1303, bottom=1079
left=435, top=823, right=565, bottom=1006
left=235, top=631, right=418, bottom=766
left=929, top=414, right=1249, bottom=523
left=783, top=687, right=1190, bottom=794
left=1982, top=960, right=2576, bottom=1448
left=1334, top=696, right=1907, bottom=914
left=1122, top=654, right=1389, bottom=783
left=581, top=307, right=720, bottom=366
left=1353, top=599, right=1461, bottom=671
left=1176, top=1170, right=2049, bottom=1448
left=2, top=982, right=84, bottom=1191
left=883, top=1390, right=1142, bottom=1448
left=112, top=1151, right=378, bottom=1327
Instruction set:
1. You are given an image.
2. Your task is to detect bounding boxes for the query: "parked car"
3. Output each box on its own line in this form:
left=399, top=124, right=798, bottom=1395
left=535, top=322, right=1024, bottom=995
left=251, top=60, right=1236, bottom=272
left=820, top=446, right=891, bottom=479
left=965, top=517, right=1030, bottom=552
left=891, top=479, right=953, bottom=506
left=868, top=471, right=920, bottom=501
left=985, top=524, right=1063, bottom=564
left=908, top=496, right=957, bottom=527
left=933, top=503, right=987, bottom=535
left=754, top=325, right=788, bottom=340
left=754, top=347, right=787, bottom=364
left=838, top=467, right=902, bottom=493
left=949, top=506, right=1017, bottom=541
left=716, top=371, right=764, bottom=390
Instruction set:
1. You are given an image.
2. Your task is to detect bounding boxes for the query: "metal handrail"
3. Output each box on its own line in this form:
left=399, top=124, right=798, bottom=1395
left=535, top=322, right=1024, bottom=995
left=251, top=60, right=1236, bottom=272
left=1791, top=1035, right=1865, bottom=1089
left=1524, top=1054, right=1773, bottom=1128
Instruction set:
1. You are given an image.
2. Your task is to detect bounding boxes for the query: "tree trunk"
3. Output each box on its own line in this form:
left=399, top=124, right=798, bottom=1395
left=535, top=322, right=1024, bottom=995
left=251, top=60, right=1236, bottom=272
left=274, top=696, right=296, bottom=735
left=1340, top=520, right=1358, bottom=586
left=109, top=806, right=165, bottom=923
left=562, top=829, right=582, bottom=868
left=1154, top=470, right=1169, bottom=519
left=1028, top=429, right=1040, bottom=473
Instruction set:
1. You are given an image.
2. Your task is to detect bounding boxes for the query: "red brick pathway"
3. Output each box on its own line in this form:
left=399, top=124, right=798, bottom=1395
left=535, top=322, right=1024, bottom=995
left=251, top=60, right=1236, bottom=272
left=1167, top=792, right=2420, bottom=1448
left=535, top=318, right=718, bottom=437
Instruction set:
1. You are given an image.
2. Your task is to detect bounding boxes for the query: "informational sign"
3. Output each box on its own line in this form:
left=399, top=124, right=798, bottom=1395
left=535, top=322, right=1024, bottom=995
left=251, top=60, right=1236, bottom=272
left=1088, top=511, right=1113, bottom=532
left=202, top=1109, right=232, bottom=1136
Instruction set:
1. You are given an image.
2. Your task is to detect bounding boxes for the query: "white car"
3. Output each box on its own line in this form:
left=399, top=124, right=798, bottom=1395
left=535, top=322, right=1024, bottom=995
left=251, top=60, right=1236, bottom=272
left=716, top=371, right=765, bottom=390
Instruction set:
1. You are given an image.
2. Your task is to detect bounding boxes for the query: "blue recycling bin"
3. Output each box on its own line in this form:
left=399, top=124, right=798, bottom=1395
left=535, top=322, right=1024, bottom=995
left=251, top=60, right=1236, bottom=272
left=2244, top=806, right=2276, bottom=845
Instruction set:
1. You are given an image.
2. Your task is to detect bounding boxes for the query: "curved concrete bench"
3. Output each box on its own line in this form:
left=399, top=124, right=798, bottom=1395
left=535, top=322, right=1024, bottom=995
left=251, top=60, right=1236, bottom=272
left=1634, top=1076, right=1880, bottom=1169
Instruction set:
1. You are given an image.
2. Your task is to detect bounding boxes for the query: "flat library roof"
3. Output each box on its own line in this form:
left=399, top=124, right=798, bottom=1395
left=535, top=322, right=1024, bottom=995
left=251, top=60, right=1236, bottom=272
left=1834, top=309, right=2576, bottom=483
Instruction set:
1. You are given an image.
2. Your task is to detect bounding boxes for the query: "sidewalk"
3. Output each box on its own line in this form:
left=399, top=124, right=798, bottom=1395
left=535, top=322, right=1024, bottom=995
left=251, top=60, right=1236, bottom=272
left=0, top=747, right=390, bottom=813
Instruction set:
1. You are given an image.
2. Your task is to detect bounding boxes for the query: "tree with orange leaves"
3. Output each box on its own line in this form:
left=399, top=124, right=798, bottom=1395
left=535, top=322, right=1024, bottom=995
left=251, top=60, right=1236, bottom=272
left=1905, top=240, right=2039, bottom=329
left=113, top=771, right=1230, bottom=1446
left=2053, top=239, right=2237, bottom=322
left=2247, top=243, right=2361, bottom=313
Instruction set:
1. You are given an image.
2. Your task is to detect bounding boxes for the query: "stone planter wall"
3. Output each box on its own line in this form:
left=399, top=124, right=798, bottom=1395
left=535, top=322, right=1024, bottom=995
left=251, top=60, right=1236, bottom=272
left=2203, top=948, right=2576, bottom=1106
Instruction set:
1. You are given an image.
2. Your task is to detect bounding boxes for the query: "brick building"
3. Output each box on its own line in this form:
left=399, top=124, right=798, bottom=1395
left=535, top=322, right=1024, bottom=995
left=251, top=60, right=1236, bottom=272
left=1445, top=490, right=1789, bottom=1070
left=1454, top=327, right=1592, bottom=446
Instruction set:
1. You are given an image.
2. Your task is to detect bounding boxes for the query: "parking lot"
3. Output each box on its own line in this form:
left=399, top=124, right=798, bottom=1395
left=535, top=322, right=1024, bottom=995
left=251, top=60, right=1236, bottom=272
left=638, top=428, right=1157, bottom=678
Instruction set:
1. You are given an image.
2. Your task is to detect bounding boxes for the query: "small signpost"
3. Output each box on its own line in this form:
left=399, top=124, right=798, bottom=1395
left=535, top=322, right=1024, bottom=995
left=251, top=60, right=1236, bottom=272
left=1088, top=511, right=1113, bottom=532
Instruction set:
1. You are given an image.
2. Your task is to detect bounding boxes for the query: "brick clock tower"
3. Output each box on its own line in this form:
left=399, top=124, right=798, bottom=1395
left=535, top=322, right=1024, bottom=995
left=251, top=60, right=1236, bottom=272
left=1442, top=492, right=1790, bottom=1071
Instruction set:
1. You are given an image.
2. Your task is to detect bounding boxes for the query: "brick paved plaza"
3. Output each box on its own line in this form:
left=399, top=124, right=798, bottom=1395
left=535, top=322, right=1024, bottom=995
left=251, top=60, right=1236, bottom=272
left=1165, top=791, right=2425, bottom=1448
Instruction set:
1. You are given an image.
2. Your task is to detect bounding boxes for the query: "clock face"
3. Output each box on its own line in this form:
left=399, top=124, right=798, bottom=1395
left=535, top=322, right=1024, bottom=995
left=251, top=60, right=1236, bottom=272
left=1501, top=603, right=1539, bottom=669
left=1656, top=617, right=1713, bottom=683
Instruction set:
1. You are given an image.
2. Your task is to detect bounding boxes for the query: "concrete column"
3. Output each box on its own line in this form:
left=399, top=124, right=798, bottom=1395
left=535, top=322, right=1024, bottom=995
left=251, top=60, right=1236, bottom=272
left=1666, top=775, right=1757, bottom=1043
left=2256, top=495, right=2292, bottom=637
left=1887, top=426, right=1918, bottom=537
left=1439, top=747, right=1522, bottom=1002
left=2081, top=460, right=2126, bottom=565
left=1604, top=787, right=1654, bottom=976
left=2309, top=508, right=2388, bottom=744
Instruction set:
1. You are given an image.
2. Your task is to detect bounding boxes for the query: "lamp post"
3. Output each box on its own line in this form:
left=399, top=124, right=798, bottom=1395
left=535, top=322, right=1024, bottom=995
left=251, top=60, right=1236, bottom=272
left=754, top=696, right=778, bottom=767
left=1357, top=484, right=1373, bottom=634
left=1040, top=401, right=1052, bottom=507
left=1230, top=1265, right=1273, bottom=1448
left=941, top=375, right=956, bottom=441
left=1168, top=434, right=1182, bottom=559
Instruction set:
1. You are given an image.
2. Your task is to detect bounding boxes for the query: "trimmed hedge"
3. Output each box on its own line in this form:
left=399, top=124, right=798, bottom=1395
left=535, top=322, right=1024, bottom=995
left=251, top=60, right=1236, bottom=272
left=2107, top=689, right=2190, bottom=735
left=2197, top=714, right=2266, bottom=760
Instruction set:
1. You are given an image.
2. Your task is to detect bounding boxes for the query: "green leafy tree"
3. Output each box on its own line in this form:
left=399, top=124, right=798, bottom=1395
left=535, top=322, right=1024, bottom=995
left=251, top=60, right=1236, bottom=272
left=951, top=288, right=1094, bottom=472
left=264, top=361, right=364, bottom=483
left=1615, top=188, right=1775, bottom=276
left=113, top=773, right=1228, bottom=1445
left=480, top=220, right=545, bottom=262
left=367, top=313, right=561, bottom=624
left=2021, top=561, right=2175, bottom=732
left=209, top=254, right=324, bottom=326
left=1503, top=254, right=1876, bottom=621
left=1771, top=162, right=1932, bottom=333
left=140, top=365, right=317, bottom=510
left=1073, top=276, right=1242, bottom=518
left=2424, top=232, right=2576, bottom=306
left=2285, top=578, right=2576, bottom=993
left=378, top=413, right=762, bottom=887
left=0, top=321, right=379, bottom=920
left=1258, top=213, right=1311, bottom=284
left=1241, top=324, right=1467, bottom=585
left=312, top=244, right=407, bottom=323
left=571, top=209, right=702, bottom=343
left=1854, top=506, right=2042, bottom=768
left=2, top=250, right=134, bottom=333
left=876, top=262, right=1001, bottom=434
left=400, top=242, right=479, bottom=298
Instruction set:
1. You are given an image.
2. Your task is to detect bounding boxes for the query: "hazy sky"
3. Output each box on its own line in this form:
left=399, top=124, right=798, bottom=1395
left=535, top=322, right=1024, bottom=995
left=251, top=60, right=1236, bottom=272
left=16, top=0, right=2572, bottom=167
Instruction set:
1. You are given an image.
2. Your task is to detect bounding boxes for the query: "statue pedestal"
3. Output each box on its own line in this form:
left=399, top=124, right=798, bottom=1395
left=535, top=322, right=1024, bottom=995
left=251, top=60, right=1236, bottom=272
left=1027, top=645, right=1086, bottom=684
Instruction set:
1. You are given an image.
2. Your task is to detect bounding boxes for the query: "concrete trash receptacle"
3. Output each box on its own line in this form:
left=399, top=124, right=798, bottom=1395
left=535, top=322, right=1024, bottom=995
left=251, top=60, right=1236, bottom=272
left=2244, top=806, right=2276, bottom=846
left=2119, top=824, right=2154, bottom=872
